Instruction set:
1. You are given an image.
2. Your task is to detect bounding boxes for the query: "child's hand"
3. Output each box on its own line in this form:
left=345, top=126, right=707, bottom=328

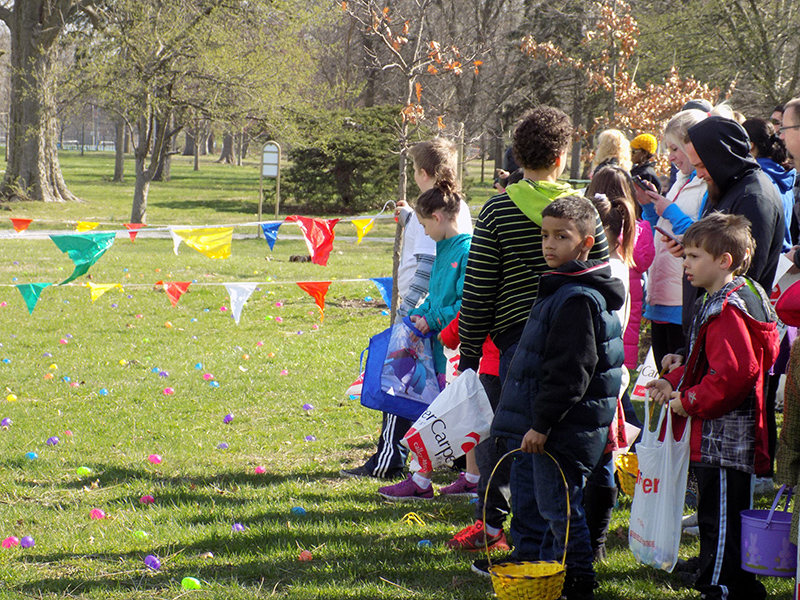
left=410, top=315, right=430, bottom=335
left=664, top=236, right=685, bottom=258
left=669, top=392, right=688, bottom=417
left=661, top=353, right=684, bottom=373
left=521, top=428, right=548, bottom=454
left=646, top=379, right=674, bottom=405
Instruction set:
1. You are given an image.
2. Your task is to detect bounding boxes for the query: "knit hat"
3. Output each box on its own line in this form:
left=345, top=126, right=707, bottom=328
left=776, top=280, right=800, bottom=326
left=682, top=99, right=713, bottom=113
left=631, top=134, right=658, bottom=155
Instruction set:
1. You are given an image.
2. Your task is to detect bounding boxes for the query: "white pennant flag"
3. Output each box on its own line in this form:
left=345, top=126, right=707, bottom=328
left=170, top=229, right=182, bottom=255
left=224, top=283, right=258, bottom=325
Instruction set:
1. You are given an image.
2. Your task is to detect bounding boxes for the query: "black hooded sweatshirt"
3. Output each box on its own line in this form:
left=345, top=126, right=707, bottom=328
left=688, top=116, right=784, bottom=293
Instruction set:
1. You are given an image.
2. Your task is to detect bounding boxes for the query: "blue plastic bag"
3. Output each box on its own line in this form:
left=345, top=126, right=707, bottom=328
left=360, top=318, right=441, bottom=421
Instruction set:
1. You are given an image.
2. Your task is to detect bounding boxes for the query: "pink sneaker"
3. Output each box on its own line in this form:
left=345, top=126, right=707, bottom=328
left=439, top=472, right=478, bottom=497
left=377, top=475, right=434, bottom=501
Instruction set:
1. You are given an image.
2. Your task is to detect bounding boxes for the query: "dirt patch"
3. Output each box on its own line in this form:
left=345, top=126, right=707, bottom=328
left=332, top=296, right=387, bottom=309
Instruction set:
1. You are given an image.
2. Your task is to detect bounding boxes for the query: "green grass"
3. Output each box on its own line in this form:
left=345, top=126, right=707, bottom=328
left=0, top=151, right=793, bottom=598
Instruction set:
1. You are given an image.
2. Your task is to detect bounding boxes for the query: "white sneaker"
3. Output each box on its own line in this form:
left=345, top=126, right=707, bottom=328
left=682, top=513, right=698, bottom=528
left=754, top=477, right=774, bottom=495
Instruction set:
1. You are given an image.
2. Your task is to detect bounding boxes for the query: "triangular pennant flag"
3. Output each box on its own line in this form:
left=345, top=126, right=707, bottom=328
left=285, top=216, right=340, bottom=266
left=76, top=221, right=99, bottom=232
left=155, top=280, right=192, bottom=307
left=171, top=227, right=233, bottom=259
left=297, top=281, right=331, bottom=321
left=352, top=218, right=375, bottom=244
left=16, top=283, right=53, bottom=315
left=11, top=218, right=32, bottom=233
left=170, top=229, right=182, bottom=255
left=124, top=223, right=145, bottom=242
left=369, top=277, right=393, bottom=308
left=261, top=222, right=282, bottom=251
left=224, top=283, right=258, bottom=325
left=50, top=232, right=117, bottom=285
left=85, top=282, right=122, bottom=303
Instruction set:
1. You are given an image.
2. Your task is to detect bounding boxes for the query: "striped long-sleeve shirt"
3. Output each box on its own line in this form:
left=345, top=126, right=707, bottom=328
left=457, top=182, right=609, bottom=372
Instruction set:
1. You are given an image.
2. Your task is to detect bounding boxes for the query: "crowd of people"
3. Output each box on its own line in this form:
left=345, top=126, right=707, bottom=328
left=341, top=97, right=800, bottom=600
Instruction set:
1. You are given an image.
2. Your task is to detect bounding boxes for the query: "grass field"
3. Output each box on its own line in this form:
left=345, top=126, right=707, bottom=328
left=0, top=151, right=793, bottom=599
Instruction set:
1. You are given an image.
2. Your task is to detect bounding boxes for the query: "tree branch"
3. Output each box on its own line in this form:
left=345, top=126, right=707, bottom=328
left=0, top=5, right=12, bottom=27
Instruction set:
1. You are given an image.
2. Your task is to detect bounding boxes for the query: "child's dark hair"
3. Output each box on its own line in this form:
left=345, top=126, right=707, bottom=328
left=742, top=118, right=789, bottom=167
left=541, top=195, right=597, bottom=237
left=415, top=178, right=463, bottom=219
left=590, top=194, right=635, bottom=266
left=513, top=106, right=572, bottom=171
left=683, top=213, right=755, bottom=275
left=408, top=138, right=460, bottom=191
left=585, top=164, right=641, bottom=218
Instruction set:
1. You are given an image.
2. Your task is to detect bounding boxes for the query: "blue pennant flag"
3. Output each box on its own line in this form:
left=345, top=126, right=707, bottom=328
left=369, top=277, right=393, bottom=308
left=261, top=222, right=282, bottom=251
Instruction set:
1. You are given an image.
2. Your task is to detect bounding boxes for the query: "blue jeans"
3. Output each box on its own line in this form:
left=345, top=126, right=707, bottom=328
left=508, top=441, right=595, bottom=578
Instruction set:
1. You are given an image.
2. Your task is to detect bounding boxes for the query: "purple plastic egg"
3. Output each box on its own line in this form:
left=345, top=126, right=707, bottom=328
left=20, top=536, right=34, bottom=548
left=46, top=436, right=59, bottom=446
left=232, top=523, right=245, bottom=532
left=223, top=414, right=234, bottom=424
left=144, top=554, right=161, bottom=570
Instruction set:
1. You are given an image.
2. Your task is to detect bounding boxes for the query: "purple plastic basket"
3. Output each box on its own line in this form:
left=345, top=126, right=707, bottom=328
left=741, top=485, right=796, bottom=577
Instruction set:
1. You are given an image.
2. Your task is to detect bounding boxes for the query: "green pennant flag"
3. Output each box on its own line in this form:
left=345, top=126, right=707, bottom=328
left=50, top=232, right=117, bottom=285
left=16, top=283, right=53, bottom=315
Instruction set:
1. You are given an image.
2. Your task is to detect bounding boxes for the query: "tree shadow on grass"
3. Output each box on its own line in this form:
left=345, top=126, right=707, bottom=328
left=150, top=198, right=260, bottom=215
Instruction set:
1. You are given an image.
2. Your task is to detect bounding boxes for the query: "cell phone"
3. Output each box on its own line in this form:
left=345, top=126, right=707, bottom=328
left=654, top=225, right=683, bottom=247
left=632, top=175, right=651, bottom=191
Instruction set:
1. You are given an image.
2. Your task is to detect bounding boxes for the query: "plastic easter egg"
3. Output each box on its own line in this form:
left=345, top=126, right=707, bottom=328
left=148, top=454, right=162, bottom=465
left=256, top=341, right=264, bottom=347
left=0, top=302, right=5, bottom=307
left=202, top=373, right=214, bottom=381
left=195, top=363, right=203, bottom=370
left=43, top=373, right=53, bottom=380
left=49, top=364, right=58, bottom=370
left=59, top=339, right=67, bottom=345
left=190, top=318, right=197, bottom=322
left=66, top=334, right=73, bottom=339
left=64, top=430, right=72, bottom=437
left=89, top=508, right=106, bottom=520
left=298, top=550, right=313, bottom=562
left=1, top=417, right=11, bottom=427
left=20, top=536, right=34, bottom=548
left=144, top=555, right=161, bottom=571
left=364, top=296, right=373, bottom=302
left=267, top=352, right=275, bottom=358
left=118, top=359, right=127, bottom=366
left=209, top=381, right=219, bottom=388
left=151, top=367, right=160, bottom=373
left=275, top=316, right=283, bottom=323
left=140, top=495, right=155, bottom=504
left=77, top=466, right=92, bottom=477
left=111, top=303, right=118, bottom=308
left=46, top=436, right=59, bottom=446
left=2, top=536, right=20, bottom=548
left=302, top=403, right=314, bottom=411
left=275, top=302, right=283, bottom=308
left=291, top=506, right=306, bottom=516
left=223, top=414, right=234, bottom=424
left=280, top=369, right=288, bottom=376
left=162, top=387, right=174, bottom=395
left=255, top=466, right=266, bottom=474
left=231, top=523, right=245, bottom=532
left=381, top=310, right=390, bottom=316
left=158, top=371, right=168, bottom=378
left=6, top=394, right=17, bottom=402
left=42, top=352, right=52, bottom=358
left=417, top=539, right=433, bottom=548
left=164, top=322, right=173, bottom=328
left=217, top=442, right=229, bottom=450
left=181, top=577, right=202, bottom=590
left=98, top=388, right=109, bottom=396
left=61, top=376, right=70, bottom=383
left=69, top=382, right=79, bottom=388
left=242, top=354, right=249, bottom=360
left=25, top=452, right=37, bottom=460
left=220, top=306, right=228, bottom=312
left=304, top=435, right=317, bottom=442
left=133, top=530, right=149, bottom=540
left=312, top=324, right=319, bottom=330
left=3, top=358, right=10, bottom=364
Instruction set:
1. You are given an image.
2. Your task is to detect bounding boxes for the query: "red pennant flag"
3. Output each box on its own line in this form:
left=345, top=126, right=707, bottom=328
left=155, top=280, right=191, bottom=307
left=124, top=223, right=146, bottom=242
left=11, top=218, right=33, bottom=233
left=297, top=281, right=331, bottom=321
left=285, top=216, right=340, bottom=266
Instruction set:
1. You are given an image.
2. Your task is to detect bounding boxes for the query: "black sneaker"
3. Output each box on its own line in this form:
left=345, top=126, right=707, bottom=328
left=561, top=573, right=598, bottom=600
left=471, top=556, right=514, bottom=578
left=339, top=465, right=403, bottom=480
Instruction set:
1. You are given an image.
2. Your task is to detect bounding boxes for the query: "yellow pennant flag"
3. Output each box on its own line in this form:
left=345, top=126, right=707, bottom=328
left=351, top=218, right=375, bottom=244
left=172, top=227, right=233, bottom=259
left=76, top=221, right=100, bottom=232
left=85, top=283, right=122, bottom=303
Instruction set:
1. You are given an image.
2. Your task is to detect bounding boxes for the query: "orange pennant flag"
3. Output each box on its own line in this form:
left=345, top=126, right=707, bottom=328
left=296, top=281, right=331, bottom=321
left=155, top=280, right=191, bottom=307
left=124, top=223, right=146, bottom=242
left=11, top=218, right=32, bottom=233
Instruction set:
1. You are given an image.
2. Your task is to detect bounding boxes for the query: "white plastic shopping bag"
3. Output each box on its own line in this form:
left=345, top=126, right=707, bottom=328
left=628, top=395, right=691, bottom=572
left=401, top=369, right=494, bottom=472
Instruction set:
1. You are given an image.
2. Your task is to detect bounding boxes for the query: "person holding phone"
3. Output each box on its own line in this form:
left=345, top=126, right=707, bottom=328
left=637, top=109, right=709, bottom=368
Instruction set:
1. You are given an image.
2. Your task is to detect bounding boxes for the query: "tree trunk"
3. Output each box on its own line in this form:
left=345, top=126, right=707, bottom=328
left=183, top=131, right=195, bottom=156
left=0, top=2, right=79, bottom=202
left=113, top=117, right=125, bottom=182
left=131, top=153, right=151, bottom=224
left=206, top=131, right=214, bottom=154
left=217, top=132, right=235, bottom=164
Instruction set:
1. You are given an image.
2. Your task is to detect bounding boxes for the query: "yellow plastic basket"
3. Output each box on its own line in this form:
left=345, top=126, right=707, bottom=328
left=483, top=449, right=569, bottom=600
left=615, top=453, right=639, bottom=497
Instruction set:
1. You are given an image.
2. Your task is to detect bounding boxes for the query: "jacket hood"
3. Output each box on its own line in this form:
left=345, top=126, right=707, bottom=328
left=688, top=116, right=760, bottom=193
left=538, top=259, right=625, bottom=312
left=757, top=158, right=796, bottom=194
left=506, top=179, right=575, bottom=225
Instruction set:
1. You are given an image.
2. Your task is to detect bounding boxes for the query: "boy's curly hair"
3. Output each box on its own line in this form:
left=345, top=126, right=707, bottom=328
left=513, top=106, right=572, bottom=171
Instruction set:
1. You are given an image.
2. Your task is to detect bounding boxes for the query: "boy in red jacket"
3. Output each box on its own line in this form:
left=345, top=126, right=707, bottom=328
left=647, top=213, right=780, bottom=600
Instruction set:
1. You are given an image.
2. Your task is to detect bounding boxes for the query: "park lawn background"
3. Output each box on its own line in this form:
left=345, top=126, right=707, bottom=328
left=0, top=151, right=791, bottom=599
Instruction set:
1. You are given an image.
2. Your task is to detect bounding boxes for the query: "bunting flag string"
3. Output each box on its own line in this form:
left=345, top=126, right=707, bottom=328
left=155, top=280, right=192, bottom=307
left=76, top=221, right=100, bottom=232
left=369, top=277, right=393, bottom=308
left=11, top=218, right=32, bottom=233
left=85, top=282, right=123, bottom=303
left=296, top=281, right=331, bottom=321
left=284, top=216, right=339, bottom=266
left=171, top=227, right=233, bottom=260
left=50, top=232, right=117, bottom=285
left=16, top=282, right=53, bottom=314
left=224, top=283, right=259, bottom=325
left=351, top=218, right=375, bottom=244
left=124, top=223, right=146, bottom=242
left=261, top=222, right=281, bottom=251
